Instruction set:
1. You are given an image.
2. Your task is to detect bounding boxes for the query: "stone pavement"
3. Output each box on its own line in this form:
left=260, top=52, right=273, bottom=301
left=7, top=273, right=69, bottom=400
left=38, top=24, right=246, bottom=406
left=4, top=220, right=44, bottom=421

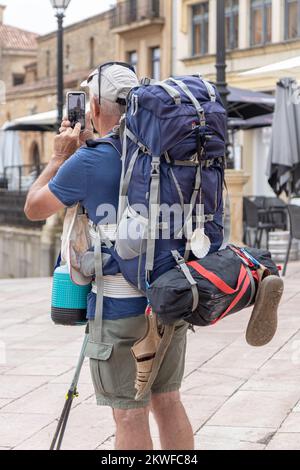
left=0, top=262, right=300, bottom=450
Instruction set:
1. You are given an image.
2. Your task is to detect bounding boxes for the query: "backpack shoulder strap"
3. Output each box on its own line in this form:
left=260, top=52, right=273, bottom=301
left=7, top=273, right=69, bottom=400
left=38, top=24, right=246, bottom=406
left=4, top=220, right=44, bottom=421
left=86, top=134, right=122, bottom=157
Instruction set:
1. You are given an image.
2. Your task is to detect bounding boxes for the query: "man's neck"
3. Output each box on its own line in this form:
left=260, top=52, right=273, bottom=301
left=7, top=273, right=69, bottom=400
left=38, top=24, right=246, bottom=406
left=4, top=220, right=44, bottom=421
left=99, top=120, right=119, bottom=138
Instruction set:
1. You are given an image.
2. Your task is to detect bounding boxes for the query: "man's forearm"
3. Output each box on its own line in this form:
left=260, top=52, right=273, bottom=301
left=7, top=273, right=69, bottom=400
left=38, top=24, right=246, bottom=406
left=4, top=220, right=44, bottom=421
left=25, top=124, right=82, bottom=221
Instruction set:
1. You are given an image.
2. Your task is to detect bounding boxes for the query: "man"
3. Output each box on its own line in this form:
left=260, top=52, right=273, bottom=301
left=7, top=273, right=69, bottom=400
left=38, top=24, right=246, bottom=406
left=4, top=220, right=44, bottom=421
left=25, top=63, right=194, bottom=450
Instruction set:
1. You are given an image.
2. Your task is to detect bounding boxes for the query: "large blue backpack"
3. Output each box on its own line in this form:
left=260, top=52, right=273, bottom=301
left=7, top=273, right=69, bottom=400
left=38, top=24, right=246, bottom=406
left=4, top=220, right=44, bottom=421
left=114, top=76, right=227, bottom=294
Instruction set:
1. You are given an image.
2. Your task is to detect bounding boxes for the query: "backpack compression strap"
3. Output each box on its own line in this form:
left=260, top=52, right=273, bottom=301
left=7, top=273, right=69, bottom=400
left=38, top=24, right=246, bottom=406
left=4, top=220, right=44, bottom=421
left=88, top=225, right=113, bottom=345
left=167, top=78, right=206, bottom=127
left=117, top=125, right=161, bottom=277
left=145, top=156, right=161, bottom=276
left=164, top=79, right=209, bottom=260
left=172, top=250, right=199, bottom=312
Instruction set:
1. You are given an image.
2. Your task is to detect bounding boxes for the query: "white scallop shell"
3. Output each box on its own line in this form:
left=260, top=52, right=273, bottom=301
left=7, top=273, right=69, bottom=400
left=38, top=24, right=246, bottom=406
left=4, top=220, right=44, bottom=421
left=190, top=229, right=211, bottom=259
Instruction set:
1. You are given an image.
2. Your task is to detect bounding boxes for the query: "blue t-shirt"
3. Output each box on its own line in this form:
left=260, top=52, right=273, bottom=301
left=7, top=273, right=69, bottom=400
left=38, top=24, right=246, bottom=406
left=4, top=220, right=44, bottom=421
left=49, top=141, right=147, bottom=320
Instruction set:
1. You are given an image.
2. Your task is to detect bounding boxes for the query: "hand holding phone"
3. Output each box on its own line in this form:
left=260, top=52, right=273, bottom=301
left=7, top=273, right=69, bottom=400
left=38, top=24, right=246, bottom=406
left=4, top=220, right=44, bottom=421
left=67, top=91, right=86, bottom=130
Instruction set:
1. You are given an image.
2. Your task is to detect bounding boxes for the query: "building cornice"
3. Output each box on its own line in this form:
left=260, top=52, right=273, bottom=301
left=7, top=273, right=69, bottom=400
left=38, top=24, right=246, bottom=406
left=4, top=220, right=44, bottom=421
left=5, top=68, right=90, bottom=99
left=181, top=38, right=300, bottom=66
left=111, top=17, right=165, bottom=35
left=38, top=10, right=112, bottom=42
left=1, top=48, right=37, bottom=56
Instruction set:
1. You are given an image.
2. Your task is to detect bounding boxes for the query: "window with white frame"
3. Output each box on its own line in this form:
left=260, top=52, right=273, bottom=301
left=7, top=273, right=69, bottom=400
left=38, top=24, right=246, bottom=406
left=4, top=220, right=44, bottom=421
left=285, top=0, right=300, bottom=39
left=89, top=37, right=95, bottom=68
left=191, top=2, right=209, bottom=56
left=151, top=47, right=161, bottom=80
left=46, top=50, right=51, bottom=77
left=128, top=51, right=138, bottom=72
left=250, top=0, right=272, bottom=46
left=225, top=0, right=239, bottom=50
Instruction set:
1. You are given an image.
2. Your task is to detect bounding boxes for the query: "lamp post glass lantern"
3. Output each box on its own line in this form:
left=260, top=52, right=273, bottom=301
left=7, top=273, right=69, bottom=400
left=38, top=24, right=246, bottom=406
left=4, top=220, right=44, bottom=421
left=50, top=0, right=72, bottom=129
left=50, top=0, right=72, bottom=13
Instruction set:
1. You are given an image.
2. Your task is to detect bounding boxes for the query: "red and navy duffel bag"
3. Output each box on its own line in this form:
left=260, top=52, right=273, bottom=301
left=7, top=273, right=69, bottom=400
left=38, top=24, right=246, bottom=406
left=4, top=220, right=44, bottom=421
left=148, top=246, right=279, bottom=326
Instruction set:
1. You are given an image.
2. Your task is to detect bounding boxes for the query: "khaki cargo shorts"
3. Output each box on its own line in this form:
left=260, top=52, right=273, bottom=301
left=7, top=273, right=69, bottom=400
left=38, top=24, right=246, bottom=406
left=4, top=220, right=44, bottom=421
left=88, top=315, right=189, bottom=409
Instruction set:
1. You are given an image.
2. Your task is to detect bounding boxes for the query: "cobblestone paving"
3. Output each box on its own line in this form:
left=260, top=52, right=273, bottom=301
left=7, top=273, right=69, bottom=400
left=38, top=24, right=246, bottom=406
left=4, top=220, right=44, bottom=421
left=0, top=262, right=300, bottom=450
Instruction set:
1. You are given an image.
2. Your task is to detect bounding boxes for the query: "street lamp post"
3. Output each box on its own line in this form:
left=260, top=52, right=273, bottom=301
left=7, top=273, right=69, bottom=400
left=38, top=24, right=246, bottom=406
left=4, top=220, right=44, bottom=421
left=215, top=0, right=228, bottom=110
left=215, top=0, right=232, bottom=166
left=50, top=0, right=72, bottom=129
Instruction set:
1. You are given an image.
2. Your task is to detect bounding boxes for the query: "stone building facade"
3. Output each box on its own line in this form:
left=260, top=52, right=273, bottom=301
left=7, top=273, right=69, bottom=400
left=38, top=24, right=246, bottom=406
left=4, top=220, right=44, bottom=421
left=0, top=4, right=37, bottom=122
left=0, top=7, right=117, bottom=279
left=111, top=0, right=173, bottom=80
left=174, top=0, right=300, bottom=197
left=2, top=9, right=116, bottom=166
left=2, top=0, right=297, bottom=277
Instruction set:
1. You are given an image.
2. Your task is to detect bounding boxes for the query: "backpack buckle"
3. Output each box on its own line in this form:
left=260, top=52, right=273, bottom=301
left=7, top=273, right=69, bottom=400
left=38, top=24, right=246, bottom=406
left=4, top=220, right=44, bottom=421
left=141, top=77, right=151, bottom=86
left=171, top=250, right=185, bottom=265
left=151, top=158, right=160, bottom=176
left=205, top=214, right=214, bottom=222
left=200, top=111, right=206, bottom=127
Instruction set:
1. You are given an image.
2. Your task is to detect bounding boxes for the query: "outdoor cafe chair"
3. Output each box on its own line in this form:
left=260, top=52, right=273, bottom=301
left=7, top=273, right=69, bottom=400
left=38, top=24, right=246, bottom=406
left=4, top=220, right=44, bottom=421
left=283, top=204, right=300, bottom=276
left=264, top=197, right=287, bottom=231
left=243, top=197, right=274, bottom=249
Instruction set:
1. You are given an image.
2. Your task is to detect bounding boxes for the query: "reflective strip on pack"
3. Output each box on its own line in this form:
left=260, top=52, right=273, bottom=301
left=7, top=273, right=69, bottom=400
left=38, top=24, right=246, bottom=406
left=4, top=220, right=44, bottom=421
left=92, top=273, right=144, bottom=298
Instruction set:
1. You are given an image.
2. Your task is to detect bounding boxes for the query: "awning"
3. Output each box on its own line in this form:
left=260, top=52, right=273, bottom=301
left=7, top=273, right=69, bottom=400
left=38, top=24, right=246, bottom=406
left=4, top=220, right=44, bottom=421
left=227, top=86, right=275, bottom=120
left=228, top=113, right=273, bottom=130
left=3, top=103, right=92, bottom=133
left=240, top=56, right=300, bottom=76
left=2, top=110, right=58, bottom=132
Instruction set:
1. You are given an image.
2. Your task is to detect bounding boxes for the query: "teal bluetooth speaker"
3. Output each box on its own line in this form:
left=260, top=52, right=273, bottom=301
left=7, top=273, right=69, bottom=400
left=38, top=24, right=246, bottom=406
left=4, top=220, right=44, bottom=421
left=51, top=264, right=91, bottom=326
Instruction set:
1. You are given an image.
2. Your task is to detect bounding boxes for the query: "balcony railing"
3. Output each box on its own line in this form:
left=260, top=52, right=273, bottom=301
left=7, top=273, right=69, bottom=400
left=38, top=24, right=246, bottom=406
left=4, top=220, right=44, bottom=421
left=1, top=164, right=45, bottom=194
left=0, top=164, right=46, bottom=228
left=111, top=0, right=162, bottom=29
left=0, top=191, right=45, bottom=228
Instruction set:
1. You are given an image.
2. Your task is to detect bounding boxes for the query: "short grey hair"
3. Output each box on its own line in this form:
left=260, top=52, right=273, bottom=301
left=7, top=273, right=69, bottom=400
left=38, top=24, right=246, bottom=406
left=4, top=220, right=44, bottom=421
left=88, top=74, right=125, bottom=118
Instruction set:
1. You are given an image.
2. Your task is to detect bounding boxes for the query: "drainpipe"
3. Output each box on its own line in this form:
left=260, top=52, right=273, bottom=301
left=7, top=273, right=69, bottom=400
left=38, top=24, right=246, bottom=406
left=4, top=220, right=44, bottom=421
left=171, top=0, right=177, bottom=76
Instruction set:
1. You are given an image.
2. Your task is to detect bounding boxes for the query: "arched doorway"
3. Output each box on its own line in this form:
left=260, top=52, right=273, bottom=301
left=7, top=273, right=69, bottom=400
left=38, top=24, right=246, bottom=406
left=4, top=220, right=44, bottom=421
left=29, top=141, right=41, bottom=175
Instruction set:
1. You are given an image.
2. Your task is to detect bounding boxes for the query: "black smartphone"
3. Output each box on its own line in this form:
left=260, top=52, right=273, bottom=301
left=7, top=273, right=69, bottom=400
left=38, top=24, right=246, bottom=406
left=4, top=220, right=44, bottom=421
left=66, top=91, right=86, bottom=130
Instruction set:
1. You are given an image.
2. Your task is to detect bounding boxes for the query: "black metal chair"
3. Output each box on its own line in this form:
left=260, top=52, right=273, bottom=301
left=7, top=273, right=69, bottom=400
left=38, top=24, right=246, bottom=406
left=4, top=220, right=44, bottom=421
left=264, top=197, right=287, bottom=231
left=283, top=204, right=300, bottom=276
left=243, top=197, right=274, bottom=248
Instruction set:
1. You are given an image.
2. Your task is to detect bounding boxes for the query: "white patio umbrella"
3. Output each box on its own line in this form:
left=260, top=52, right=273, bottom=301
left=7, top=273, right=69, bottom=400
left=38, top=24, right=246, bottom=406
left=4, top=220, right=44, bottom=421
left=0, top=127, right=22, bottom=190
left=267, top=78, right=300, bottom=196
left=240, top=56, right=300, bottom=76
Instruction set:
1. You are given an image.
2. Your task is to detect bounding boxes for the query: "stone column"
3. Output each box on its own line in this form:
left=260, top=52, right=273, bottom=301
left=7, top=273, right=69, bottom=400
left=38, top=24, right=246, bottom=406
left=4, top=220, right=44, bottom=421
left=239, top=0, right=250, bottom=49
left=39, top=212, right=63, bottom=277
left=209, top=0, right=217, bottom=55
left=225, top=169, right=250, bottom=245
left=272, top=0, right=283, bottom=43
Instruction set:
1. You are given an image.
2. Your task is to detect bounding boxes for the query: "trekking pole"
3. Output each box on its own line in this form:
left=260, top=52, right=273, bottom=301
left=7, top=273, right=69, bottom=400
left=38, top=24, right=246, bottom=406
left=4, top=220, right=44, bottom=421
left=50, top=324, right=89, bottom=450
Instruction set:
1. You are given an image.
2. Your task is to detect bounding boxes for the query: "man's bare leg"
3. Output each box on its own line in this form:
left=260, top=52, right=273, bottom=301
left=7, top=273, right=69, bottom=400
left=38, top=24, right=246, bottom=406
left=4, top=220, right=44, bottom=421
left=113, top=406, right=153, bottom=450
left=151, top=391, right=194, bottom=450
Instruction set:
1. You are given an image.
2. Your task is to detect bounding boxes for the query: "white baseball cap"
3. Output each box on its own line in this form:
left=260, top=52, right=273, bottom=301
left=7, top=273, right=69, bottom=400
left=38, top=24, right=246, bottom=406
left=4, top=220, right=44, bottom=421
left=80, top=62, right=139, bottom=104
